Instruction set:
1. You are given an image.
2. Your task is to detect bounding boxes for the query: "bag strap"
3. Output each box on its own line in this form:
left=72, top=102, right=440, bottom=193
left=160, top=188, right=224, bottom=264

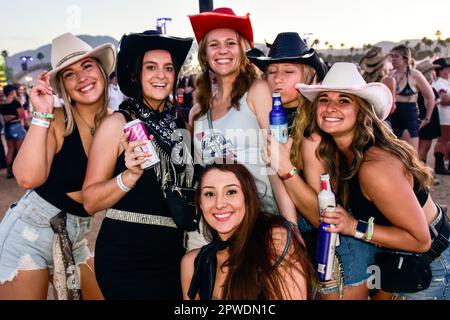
left=273, top=219, right=292, bottom=268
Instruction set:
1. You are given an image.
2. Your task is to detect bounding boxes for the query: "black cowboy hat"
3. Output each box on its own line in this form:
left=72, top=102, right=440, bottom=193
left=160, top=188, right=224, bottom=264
left=433, top=57, right=450, bottom=70
left=117, top=30, right=193, bottom=98
left=246, top=32, right=327, bottom=80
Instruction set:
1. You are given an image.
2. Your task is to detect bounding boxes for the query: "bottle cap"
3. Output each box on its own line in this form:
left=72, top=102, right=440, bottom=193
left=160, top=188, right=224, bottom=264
left=320, top=173, right=330, bottom=181
left=272, top=92, right=281, bottom=98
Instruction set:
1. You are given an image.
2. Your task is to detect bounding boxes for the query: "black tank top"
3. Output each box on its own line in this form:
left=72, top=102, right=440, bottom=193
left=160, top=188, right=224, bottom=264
left=110, top=111, right=170, bottom=215
left=35, top=124, right=89, bottom=217
left=348, top=173, right=429, bottom=226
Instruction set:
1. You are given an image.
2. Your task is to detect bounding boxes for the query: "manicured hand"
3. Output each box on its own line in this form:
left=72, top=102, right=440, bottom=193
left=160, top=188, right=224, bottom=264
left=29, top=72, right=54, bottom=114
left=265, top=133, right=295, bottom=176
left=121, top=132, right=151, bottom=177
left=321, top=205, right=357, bottom=236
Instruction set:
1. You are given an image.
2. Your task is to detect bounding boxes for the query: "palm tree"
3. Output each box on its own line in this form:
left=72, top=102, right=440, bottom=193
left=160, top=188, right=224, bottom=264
left=445, top=37, right=450, bottom=55
left=350, top=47, right=355, bottom=61
left=1, top=50, right=8, bottom=81
left=312, top=39, right=320, bottom=49
left=340, top=43, right=345, bottom=56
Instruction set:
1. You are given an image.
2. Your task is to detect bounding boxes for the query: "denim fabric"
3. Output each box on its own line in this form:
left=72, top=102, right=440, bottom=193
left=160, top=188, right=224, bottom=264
left=4, top=122, right=26, bottom=140
left=0, top=190, right=92, bottom=283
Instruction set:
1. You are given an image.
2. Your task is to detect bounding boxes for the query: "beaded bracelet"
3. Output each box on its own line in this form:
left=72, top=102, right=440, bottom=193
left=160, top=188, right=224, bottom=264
left=31, top=117, right=50, bottom=128
left=32, top=111, right=54, bottom=120
left=116, top=172, right=134, bottom=193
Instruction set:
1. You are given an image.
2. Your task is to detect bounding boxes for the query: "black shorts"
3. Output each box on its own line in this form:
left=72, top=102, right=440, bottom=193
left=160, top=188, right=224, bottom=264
left=389, top=102, right=419, bottom=138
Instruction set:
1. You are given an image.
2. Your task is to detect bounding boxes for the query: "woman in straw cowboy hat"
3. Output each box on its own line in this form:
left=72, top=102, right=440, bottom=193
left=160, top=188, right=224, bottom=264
left=187, top=8, right=296, bottom=244
left=82, top=30, right=193, bottom=299
left=297, top=62, right=449, bottom=300
left=415, top=58, right=442, bottom=170
left=389, top=45, right=435, bottom=153
left=248, top=31, right=328, bottom=259
left=0, top=32, right=116, bottom=299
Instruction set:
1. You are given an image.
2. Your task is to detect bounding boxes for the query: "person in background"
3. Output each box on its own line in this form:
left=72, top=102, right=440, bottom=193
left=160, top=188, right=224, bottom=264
left=181, top=163, right=315, bottom=300
left=431, top=58, right=450, bottom=175
left=389, top=45, right=435, bottom=152
left=0, top=32, right=114, bottom=299
left=0, top=84, right=26, bottom=179
left=16, top=85, right=31, bottom=130
left=107, top=71, right=126, bottom=111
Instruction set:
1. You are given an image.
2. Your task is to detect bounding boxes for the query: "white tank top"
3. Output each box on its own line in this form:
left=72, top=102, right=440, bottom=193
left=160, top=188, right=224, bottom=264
left=193, top=93, right=279, bottom=214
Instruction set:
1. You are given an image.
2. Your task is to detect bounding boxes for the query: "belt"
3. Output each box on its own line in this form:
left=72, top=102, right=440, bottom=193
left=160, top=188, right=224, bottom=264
left=106, top=208, right=177, bottom=229
left=422, top=205, right=450, bottom=264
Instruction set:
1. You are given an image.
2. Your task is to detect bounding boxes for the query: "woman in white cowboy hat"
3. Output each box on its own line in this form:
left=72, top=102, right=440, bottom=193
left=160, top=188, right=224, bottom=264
left=187, top=8, right=297, bottom=250
left=297, top=62, right=449, bottom=300
left=82, top=30, right=193, bottom=299
left=0, top=32, right=116, bottom=299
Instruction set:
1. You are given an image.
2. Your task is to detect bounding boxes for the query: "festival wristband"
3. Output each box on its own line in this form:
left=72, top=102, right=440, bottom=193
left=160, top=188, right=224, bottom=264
left=31, top=117, right=50, bottom=128
left=365, top=217, right=375, bottom=242
left=32, top=111, right=54, bottom=120
left=116, top=172, right=134, bottom=193
left=279, top=167, right=298, bottom=181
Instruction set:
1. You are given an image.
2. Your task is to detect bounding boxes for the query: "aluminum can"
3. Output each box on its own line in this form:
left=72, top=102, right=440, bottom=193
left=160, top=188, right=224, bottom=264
left=123, top=119, right=160, bottom=169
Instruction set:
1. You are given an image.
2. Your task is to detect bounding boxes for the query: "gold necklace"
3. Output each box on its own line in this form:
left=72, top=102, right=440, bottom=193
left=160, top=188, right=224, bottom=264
left=74, top=108, right=95, bottom=136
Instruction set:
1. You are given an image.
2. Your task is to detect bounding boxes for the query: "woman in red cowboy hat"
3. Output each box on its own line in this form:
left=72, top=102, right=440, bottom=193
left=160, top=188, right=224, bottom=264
left=187, top=8, right=297, bottom=251
left=82, top=30, right=193, bottom=299
left=0, top=32, right=115, bottom=299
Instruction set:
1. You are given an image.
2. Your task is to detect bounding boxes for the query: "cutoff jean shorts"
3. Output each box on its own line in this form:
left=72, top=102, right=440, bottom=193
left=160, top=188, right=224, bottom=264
left=0, top=190, right=93, bottom=283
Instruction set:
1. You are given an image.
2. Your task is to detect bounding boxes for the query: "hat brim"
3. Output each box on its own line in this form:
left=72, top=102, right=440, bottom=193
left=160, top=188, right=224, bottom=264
left=295, top=82, right=392, bottom=120
left=188, top=12, right=253, bottom=43
left=48, top=43, right=117, bottom=97
left=117, top=33, right=193, bottom=98
left=248, top=51, right=327, bottom=81
left=360, top=56, right=388, bottom=73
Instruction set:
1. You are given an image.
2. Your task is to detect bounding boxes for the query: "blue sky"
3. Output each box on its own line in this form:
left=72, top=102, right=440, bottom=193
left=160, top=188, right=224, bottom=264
left=2, top=0, right=449, bottom=55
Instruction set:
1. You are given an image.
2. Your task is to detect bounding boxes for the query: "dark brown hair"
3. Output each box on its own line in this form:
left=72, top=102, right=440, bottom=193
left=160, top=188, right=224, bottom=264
left=193, top=31, right=257, bottom=121
left=195, top=163, right=315, bottom=299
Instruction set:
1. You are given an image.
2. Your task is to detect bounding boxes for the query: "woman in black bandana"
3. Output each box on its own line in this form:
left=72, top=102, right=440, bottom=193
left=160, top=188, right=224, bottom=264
left=181, top=163, right=315, bottom=300
left=82, top=30, right=193, bottom=299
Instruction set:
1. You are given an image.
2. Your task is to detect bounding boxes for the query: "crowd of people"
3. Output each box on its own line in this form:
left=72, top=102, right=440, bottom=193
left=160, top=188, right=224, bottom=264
left=0, top=7, right=449, bottom=300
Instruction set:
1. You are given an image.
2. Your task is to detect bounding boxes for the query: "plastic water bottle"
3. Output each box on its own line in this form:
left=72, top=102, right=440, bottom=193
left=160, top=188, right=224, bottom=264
left=269, top=92, right=288, bottom=144
left=316, top=173, right=339, bottom=282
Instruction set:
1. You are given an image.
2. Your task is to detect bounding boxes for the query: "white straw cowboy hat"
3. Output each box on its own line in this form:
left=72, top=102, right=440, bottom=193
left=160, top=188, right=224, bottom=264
left=48, top=32, right=117, bottom=96
left=295, top=62, right=392, bottom=120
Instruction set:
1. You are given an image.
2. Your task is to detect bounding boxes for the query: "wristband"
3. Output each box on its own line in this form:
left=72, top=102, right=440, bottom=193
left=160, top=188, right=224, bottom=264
left=279, top=167, right=298, bottom=181
left=365, top=217, right=375, bottom=242
left=32, top=111, right=54, bottom=120
left=31, top=117, right=50, bottom=128
left=116, top=172, right=134, bottom=192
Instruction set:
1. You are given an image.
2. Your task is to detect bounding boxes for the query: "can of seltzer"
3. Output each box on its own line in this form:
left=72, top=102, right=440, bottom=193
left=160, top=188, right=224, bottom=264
left=123, top=119, right=160, bottom=169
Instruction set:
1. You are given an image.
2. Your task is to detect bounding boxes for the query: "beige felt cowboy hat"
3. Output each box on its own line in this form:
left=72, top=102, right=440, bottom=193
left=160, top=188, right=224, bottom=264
left=359, top=46, right=388, bottom=74
left=296, top=62, right=392, bottom=120
left=48, top=32, right=116, bottom=96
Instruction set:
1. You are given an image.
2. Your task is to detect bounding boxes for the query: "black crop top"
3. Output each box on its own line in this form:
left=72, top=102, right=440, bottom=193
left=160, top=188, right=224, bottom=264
left=348, top=173, right=429, bottom=226
left=35, top=124, right=89, bottom=217
left=397, top=71, right=417, bottom=97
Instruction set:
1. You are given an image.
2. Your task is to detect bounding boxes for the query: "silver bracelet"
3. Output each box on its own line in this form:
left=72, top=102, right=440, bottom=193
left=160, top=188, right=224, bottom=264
left=31, top=117, right=50, bottom=128
left=116, top=172, right=134, bottom=192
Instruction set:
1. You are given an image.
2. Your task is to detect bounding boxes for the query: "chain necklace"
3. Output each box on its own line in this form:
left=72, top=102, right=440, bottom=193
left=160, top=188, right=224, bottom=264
left=74, top=108, right=95, bottom=136
left=394, top=69, right=406, bottom=93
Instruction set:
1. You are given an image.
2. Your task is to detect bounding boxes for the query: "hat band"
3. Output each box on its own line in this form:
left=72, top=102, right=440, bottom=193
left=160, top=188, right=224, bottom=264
left=55, top=51, right=88, bottom=68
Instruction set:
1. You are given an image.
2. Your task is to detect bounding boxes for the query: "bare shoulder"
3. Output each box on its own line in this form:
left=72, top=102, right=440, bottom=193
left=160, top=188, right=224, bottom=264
left=181, top=248, right=201, bottom=275
left=248, top=78, right=271, bottom=96
left=301, top=133, right=321, bottom=152
left=97, top=112, right=127, bottom=132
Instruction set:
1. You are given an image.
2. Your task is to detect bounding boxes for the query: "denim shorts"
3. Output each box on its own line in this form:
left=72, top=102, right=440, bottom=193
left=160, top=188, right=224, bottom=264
left=4, top=122, right=26, bottom=140
left=321, top=234, right=379, bottom=294
left=0, top=190, right=93, bottom=283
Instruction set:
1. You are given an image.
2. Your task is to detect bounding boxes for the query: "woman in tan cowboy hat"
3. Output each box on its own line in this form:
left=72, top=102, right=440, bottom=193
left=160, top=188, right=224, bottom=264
left=82, top=30, right=193, bottom=299
left=297, top=62, right=449, bottom=300
left=188, top=8, right=297, bottom=247
left=0, top=32, right=116, bottom=299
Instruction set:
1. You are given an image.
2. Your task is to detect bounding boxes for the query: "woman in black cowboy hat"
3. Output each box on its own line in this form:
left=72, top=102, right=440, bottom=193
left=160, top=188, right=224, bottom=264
left=248, top=32, right=328, bottom=259
left=82, top=30, right=193, bottom=299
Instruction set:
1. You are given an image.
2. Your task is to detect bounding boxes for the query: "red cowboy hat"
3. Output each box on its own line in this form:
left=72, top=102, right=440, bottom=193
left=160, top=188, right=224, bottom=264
left=188, top=7, right=253, bottom=44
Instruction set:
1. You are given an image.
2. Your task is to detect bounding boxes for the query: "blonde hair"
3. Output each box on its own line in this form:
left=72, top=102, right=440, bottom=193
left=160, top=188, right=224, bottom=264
left=57, top=59, right=109, bottom=136
left=288, top=64, right=319, bottom=169
left=193, top=31, right=257, bottom=121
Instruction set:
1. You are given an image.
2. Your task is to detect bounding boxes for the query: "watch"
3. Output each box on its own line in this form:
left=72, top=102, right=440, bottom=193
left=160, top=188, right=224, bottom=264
left=354, top=220, right=368, bottom=239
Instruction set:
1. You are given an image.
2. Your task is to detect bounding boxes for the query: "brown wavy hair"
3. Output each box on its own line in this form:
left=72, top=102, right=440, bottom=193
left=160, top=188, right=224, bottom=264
left=309, top=94, right=433, bottom=206
left=195, top=163, right=316, bottom=299
left=193, top=31, right=257, bottom=121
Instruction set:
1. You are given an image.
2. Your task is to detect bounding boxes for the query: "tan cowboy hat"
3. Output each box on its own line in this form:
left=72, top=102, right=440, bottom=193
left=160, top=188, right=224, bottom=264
left=48, top=32, right=116, bottom=96
left=415, top=58, right=439, bottom=74
left=359, top=46, right=388, bottom=74
left=296, top=62, right=392, bottom=120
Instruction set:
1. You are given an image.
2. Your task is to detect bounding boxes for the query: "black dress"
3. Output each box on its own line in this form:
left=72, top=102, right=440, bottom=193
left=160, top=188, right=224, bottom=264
left=418, top=89, right=441, bottom=140
left=95, top=102, right=191, bottom=299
